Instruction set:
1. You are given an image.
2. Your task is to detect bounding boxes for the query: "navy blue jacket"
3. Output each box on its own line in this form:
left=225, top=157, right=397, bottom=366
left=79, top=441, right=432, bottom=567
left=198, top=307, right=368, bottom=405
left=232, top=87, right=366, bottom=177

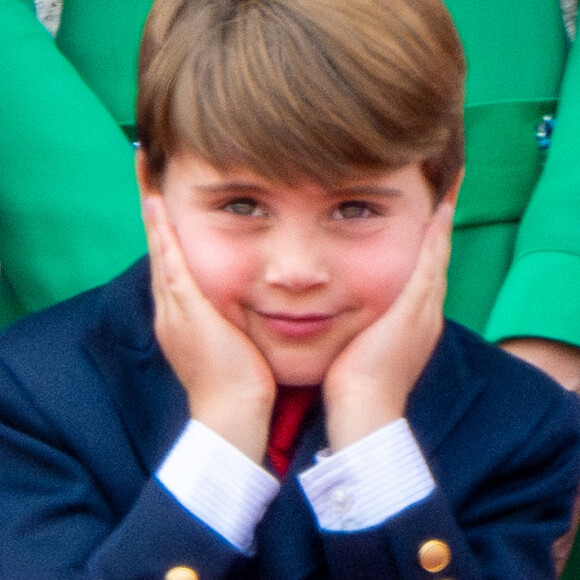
left=1, top=258, right=579, bottom=579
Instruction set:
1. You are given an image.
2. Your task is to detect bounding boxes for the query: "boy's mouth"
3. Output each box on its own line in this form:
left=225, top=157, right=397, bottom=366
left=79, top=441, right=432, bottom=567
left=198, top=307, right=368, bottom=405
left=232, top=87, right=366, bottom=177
left=256, top=311, right=335, bottom=340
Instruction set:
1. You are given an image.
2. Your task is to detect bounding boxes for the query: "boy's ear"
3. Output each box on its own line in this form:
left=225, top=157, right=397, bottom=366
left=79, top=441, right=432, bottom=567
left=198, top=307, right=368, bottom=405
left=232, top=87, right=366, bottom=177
left=440, top=167, right=465, bottom=209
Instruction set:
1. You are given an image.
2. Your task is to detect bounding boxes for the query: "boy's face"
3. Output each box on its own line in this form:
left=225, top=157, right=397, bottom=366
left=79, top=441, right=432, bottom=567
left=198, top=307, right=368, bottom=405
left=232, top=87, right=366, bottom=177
left=149, top=154, right=441, bottom=386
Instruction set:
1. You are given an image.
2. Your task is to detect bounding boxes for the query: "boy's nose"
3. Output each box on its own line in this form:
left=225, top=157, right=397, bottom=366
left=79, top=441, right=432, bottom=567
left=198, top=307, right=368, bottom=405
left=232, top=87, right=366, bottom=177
left=263, top=227, right=330, bottom=293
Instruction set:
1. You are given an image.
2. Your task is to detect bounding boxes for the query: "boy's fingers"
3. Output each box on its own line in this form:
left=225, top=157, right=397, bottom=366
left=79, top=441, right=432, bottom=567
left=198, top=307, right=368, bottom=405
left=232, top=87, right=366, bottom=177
left=403, top=200, right=453, bottom=304
left=432, top=200, right=454, bottom=260
left=142, top=195, right=172, bottom=310
left=143, top=195, right=209, bottom=318
left=143, top=195, right=184, bottom=310
left=142, top=196, right=165, bottom=305
left=426, top=201, right=454, bottom=295
left=420, top=201, right=454, bottom=278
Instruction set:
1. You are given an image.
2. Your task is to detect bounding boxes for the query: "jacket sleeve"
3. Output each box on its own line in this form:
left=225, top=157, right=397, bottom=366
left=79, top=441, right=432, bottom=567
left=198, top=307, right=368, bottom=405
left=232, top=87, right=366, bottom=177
left=0, top=0, right=145, bottom=329
left=317, top=390, right=580, bottom=579
left=0, top=360, right=249, bottom=580
left=87, top=481, right=250, bottom=579
left=485, top=14, right=580, bottom=347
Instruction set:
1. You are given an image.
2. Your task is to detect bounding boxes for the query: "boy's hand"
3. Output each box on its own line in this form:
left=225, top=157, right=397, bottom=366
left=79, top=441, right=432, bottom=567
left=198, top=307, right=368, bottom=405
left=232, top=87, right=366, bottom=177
left=143, top=195, right=276, bottom=464
left=323, top=202, right=454, bottom=451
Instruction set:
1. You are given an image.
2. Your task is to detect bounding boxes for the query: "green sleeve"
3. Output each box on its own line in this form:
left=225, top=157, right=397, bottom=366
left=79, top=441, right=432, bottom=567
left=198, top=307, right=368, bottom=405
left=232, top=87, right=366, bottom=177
left=55, top=0, right=152, bottom=127
left=0, top=0, right=145, bottom=328
left=485, top=17, right=580, bottom=348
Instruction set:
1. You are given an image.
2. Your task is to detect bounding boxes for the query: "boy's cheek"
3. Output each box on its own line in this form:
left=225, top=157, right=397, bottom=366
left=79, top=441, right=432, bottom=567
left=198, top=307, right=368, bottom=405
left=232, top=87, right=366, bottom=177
left=180, top=239, right=253, bottom=320
left=352, top=250, right=418, bottom=312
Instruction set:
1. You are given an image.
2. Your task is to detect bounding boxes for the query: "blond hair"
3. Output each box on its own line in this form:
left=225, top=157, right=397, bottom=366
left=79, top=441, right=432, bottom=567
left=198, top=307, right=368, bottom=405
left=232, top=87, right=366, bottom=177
left=137, top=0, right=465, bottom=200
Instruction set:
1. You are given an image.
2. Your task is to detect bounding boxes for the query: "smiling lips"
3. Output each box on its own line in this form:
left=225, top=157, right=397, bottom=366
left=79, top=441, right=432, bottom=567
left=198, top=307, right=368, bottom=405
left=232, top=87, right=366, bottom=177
left=258, top=311, right=335, bottom=339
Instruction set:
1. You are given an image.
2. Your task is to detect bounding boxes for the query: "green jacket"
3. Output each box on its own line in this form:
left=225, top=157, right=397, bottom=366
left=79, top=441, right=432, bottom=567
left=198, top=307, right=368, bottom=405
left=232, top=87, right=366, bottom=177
left=445, top=1, right=580, bottom=349
left=0, top=0, right=149, bottom=327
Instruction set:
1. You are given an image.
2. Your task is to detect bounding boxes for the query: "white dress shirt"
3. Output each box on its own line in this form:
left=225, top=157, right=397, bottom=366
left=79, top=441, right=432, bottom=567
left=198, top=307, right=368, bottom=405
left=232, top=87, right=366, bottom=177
left=157, top=417, right=435, bottom=553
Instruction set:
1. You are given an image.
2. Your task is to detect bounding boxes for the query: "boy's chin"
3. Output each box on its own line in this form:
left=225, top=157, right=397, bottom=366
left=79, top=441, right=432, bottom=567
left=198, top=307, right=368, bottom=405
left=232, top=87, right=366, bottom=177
left=272, top=367, right=326, bottom=388
left=266, top=346, right=349, bottom=387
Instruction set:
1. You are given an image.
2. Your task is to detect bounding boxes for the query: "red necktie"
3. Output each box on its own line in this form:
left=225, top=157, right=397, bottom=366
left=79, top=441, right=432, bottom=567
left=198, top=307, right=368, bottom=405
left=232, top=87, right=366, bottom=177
left=267, top=386, right=319, bottom=477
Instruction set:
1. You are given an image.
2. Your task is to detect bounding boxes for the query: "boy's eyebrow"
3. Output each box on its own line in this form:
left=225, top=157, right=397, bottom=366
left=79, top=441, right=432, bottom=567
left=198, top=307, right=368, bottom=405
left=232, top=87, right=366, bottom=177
left=331, top=184, right=404, bottom=197
left=192, top=182, right=404, bottom=197
left=193, top=181, right=271, bottom=195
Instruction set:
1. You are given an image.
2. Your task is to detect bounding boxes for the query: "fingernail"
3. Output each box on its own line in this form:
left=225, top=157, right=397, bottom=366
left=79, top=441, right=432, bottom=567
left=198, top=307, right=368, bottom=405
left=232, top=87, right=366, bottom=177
left=142, top=197, right=157, bottom=221
left=437, top=201, right=455, bottom=226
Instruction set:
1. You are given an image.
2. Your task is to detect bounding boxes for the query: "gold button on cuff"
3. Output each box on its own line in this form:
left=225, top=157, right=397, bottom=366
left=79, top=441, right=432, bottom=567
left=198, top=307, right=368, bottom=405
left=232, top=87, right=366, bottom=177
left=418, top=539, right=452, bottom=573
left=164, top=566, right=199, bottom=580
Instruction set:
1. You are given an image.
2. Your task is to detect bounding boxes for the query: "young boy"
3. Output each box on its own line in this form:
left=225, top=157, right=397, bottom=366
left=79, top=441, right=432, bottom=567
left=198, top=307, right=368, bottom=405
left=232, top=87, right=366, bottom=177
left=1, top=0, right=579, bottom=578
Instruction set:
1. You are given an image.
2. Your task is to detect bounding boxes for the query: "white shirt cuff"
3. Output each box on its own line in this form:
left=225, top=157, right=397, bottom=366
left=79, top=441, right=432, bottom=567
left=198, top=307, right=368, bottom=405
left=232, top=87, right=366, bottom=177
left=156, top=420, right=280, bottom=552
left=298, top=418, right=435, bottom=531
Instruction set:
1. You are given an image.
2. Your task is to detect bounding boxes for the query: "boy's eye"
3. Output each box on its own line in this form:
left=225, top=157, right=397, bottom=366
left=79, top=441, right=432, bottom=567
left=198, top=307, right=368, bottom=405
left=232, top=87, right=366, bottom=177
left=222, top=198, right=266, bottom=217
left=332, top=201, right=379, bottom=220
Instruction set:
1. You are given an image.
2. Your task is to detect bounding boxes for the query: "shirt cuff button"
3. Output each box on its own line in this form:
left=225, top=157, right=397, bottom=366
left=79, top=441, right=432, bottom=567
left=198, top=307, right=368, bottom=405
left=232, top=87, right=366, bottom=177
left=329, top=487, right=353, bottom=514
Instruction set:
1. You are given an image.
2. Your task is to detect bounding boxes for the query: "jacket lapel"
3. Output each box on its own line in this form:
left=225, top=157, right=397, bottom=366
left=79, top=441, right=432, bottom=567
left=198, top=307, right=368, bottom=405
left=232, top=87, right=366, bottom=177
left=83, top=258, right=190, bottom=473
left=407, top=320, right=486, bottom=459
